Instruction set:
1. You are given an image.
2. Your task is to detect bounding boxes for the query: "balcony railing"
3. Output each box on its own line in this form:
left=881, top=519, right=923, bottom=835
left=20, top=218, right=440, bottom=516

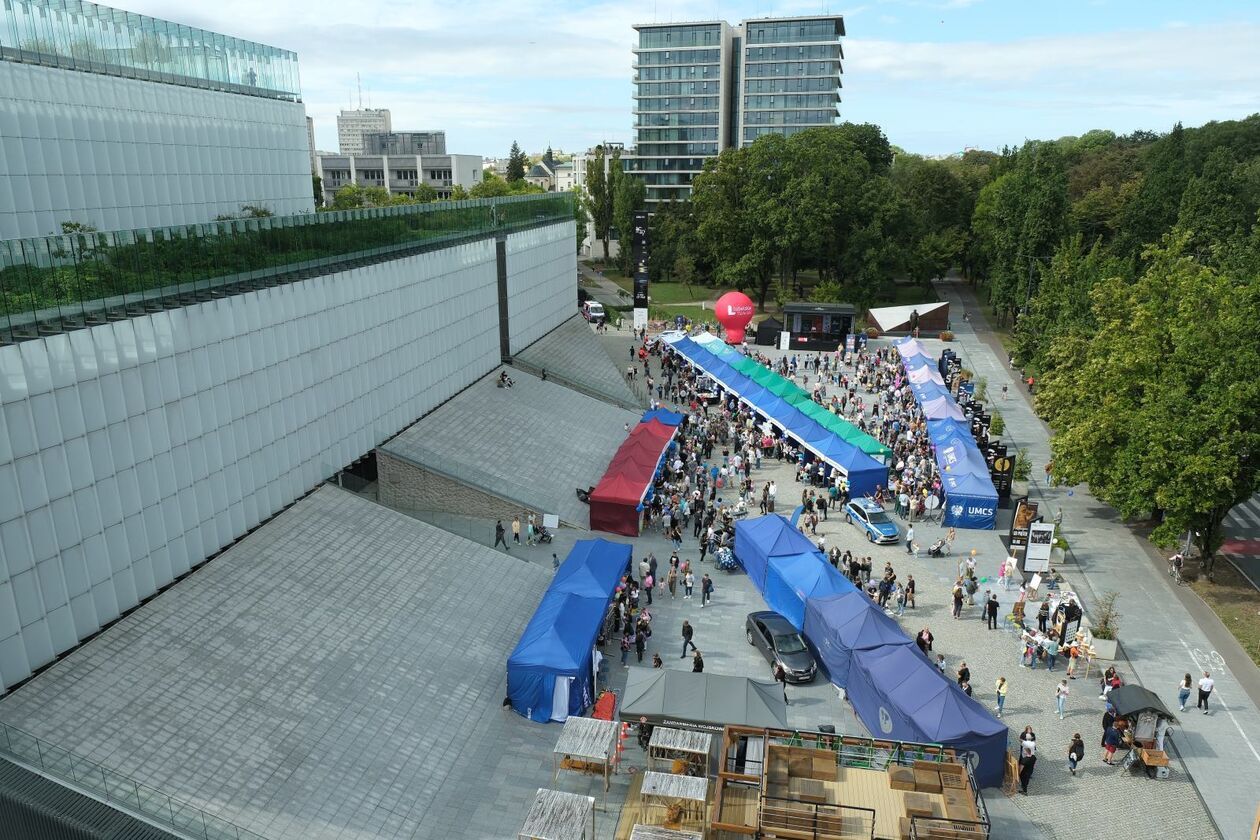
left=0, top=719, right=264, bottom=840
left=0, top=192, right=573, bottom=344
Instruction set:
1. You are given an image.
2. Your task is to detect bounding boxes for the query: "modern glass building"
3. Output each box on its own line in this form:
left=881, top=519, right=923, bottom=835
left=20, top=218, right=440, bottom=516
left=739, top=17, right=845, bottom=145
left=630, top=21, right=733, bottom=209
left=630, top=16, right=844, bottom=208
left=0, top=0, right=313, bottom=240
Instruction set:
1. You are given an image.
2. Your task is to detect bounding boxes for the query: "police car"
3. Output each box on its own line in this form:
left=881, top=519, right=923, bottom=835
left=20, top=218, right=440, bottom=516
left=844, top=498, right=901, bottom=544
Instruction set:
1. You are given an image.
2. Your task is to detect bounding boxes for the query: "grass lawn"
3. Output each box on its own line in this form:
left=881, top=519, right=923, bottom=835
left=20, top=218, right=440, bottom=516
left=1189, top=560, right=1260, bottom=667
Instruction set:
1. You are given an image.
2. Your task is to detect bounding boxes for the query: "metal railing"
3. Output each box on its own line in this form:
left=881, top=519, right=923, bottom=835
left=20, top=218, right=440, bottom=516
left=0, top=192, right=572, bottom=343
left=0, top=719, right=265, bottom=840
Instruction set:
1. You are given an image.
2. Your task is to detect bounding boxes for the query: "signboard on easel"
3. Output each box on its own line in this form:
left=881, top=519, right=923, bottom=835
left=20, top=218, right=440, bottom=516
left=1009, top=497, right=1038, bottom=551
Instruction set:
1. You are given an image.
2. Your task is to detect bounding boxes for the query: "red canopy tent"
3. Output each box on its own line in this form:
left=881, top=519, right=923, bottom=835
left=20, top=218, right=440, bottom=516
left=589, top=419, right=676, bottom=536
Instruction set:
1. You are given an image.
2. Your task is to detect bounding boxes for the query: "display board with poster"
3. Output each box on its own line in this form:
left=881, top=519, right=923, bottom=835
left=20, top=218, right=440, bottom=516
left=990, top=454, right=1014, bottom=500
left=1023, top=522, right=1056, bottom=573
left=1009, top=498, right=1038, bottom=551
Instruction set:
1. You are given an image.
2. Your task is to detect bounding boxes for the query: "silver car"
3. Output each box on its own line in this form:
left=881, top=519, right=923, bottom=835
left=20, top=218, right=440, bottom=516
left=745, top=611, right=817, bottom=683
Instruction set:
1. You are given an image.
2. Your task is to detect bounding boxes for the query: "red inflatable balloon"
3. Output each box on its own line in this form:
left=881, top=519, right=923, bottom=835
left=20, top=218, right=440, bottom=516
left=714, top=291, right=755, bottom=344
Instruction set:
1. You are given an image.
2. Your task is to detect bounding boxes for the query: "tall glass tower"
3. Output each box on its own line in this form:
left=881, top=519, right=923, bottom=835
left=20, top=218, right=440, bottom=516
left=630, top=21, right=732, bottom=209
left=629, top=16, right=844, bottom=209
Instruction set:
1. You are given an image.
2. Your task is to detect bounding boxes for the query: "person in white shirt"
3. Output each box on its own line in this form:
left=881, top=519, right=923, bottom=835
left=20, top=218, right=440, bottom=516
left=1197, top=671, right=1215, bottom=714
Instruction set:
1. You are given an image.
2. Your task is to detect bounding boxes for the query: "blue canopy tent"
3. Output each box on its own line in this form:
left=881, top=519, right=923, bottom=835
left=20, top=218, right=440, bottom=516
left=936, top=438, right=991, bottom=477
left=507, top=540, right=632, bottom=722
left=847, top=645, right=1009, bottom=788
left=733, top=515, right=820, bottom=589
left=812, top=441, right=886, bottom=497
left=641, top=408, right=684, bottom=426
left=940, top=473, right=999, bottom=529
left=802, top=591, right=914, bottom=686
left=927, top=418, right=975, bottom=442
left=920, top=395, right=967, bottom=421
left=763, top=553, right=856, bottom=630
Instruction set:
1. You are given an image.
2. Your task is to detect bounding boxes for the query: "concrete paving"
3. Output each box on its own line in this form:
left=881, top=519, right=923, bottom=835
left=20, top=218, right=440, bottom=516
left=932, top=276, right=1259, bottom=839
left=379, top=367, right=640, bottom=527
left=513, top=314, right=645, bottom=410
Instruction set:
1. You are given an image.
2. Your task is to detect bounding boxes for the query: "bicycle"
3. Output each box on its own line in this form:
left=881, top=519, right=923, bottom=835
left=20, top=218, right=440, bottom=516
left=1168, top=554, right=1184, bottom=585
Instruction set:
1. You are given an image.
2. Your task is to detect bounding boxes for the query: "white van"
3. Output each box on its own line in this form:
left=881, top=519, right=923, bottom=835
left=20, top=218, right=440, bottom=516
left=582, top=301, right=606, bottom=323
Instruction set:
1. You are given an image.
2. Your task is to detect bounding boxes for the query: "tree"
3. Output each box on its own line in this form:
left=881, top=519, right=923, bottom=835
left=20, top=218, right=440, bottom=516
left=1039, top=232, right=1260, bottom=579
left=312, top=174, right=323, bottom=207
left=613, top=165, right=645, bottom=274
left=835, top=122, right=894, bottom=175
left=673, top=251, right=697, bottom=292
left=411, top=183, right=439, bottom=203
left=583, top=145, right=614, bottom=261
left=470, top=172, right=511, bottom=198
left=506, top=141, right=527, bottom=182
left=450, top=184, right=469, bottom=201
left=571, top=186, right=588, bottom=254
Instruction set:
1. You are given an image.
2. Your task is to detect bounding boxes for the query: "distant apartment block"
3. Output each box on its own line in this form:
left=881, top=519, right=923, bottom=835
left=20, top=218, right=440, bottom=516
left=363, top=131, right=447, bottom=155
left=318, top=152, right=483, bottom=201
left=0, top=0, right=314, bottom=239
left=336, top=107, right=391, bottom=154
left=630, top=15, right=844, bottom=208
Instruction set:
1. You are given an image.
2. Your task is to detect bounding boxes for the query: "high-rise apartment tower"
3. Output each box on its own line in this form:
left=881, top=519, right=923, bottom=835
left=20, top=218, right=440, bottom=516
left=631, top=15, right=844, bottom=208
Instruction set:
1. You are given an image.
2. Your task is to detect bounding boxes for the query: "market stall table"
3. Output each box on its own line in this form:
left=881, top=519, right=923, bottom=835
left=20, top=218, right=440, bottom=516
left=519, top=788, right=596, bottom=840
left=628, top=825, right=704, bottom=840
left=553, top=716, right=621, bottom=809
left=640, top=771, right=709, bottom=819
left=647, top=727, right=714, bottom=778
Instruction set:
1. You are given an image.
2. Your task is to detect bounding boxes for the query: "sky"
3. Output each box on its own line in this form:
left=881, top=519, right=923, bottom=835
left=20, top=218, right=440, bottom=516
left=123, top=0, right=1260, bottom=159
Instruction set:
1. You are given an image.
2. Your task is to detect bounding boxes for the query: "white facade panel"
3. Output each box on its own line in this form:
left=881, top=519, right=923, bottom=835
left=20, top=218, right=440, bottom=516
left=0, top=235, right=517, bottom=691
left=0, top=62, right=314, bottom=241
left=505, top=222, right=578, bottom=353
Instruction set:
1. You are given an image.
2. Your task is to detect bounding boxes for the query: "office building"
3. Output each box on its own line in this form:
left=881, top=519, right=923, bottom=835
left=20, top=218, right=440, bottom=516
left=631, top=15, right=844, bottom=208
left=0, top=0, right=314, bottom=240
left=336, top=107, right=391, bottom=154
left=318, top=152, right=483, bottom=200
left=363, top=130, right=447, bottom=155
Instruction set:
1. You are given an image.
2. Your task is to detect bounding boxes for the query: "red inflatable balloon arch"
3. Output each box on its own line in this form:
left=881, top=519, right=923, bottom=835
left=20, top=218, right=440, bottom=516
left=714, top=291, right=755, bottom=344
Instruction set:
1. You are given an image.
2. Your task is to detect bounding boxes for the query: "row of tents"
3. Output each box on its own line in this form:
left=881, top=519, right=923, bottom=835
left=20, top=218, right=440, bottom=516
left=588, top=410, right=683, bottom=536
left=662, top=333, right=889, bottom=498
left=894, top=338, right=999, bottom=530
left=734, top=514, right=1008, bottom=787
left=506, top=539, right=632, bottom=722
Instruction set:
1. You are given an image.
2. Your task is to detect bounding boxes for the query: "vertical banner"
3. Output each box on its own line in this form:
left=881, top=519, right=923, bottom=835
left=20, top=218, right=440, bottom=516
left=632, top=211, right=649, bottom=330
left=1009, top=497, right=1038, bottom=551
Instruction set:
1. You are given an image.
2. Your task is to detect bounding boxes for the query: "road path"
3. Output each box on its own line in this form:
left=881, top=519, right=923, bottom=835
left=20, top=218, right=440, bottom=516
left=936, top=276, right=1260, bottom=839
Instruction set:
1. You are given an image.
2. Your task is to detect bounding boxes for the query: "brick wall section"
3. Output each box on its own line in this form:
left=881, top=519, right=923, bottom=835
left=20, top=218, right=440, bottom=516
left=376, top=451, right=545, bottom=527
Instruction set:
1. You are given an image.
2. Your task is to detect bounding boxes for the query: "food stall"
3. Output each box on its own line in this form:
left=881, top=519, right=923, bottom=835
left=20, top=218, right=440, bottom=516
left=1108, top=685, right=1178, bottom=778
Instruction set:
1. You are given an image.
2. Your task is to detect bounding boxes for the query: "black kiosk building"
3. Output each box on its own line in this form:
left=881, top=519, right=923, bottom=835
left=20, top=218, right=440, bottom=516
left=781, top=302, right=856, bottom=350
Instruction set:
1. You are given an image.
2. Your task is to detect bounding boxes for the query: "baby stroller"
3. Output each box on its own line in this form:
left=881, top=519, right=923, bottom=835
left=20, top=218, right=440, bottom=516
left=714, top=546, right=738, bottom=571
left=537, top=525, right=554, bottom=544
left=927, top=537, right=950, bottom=558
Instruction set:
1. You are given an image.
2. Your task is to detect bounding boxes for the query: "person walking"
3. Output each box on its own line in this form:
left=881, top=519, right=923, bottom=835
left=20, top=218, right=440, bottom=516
left=680, top=621, right=696, bottom=658
left=1177, top=673, right=1193, bottom=712
left=906, top=525, right=915, bottom=555
left=1102, top=723, right=1121, bottom=765
left=1044, top=635, right=1060, bottom=671
left=620, top=634, right=631, bottom=666
left=1067, top=733, right=1085, bottom=776
left=668, top=566, right=678, bottom=599
left=635, top=629, right=646, bottom=663
left=494, top=520, right=509, bottom=550
left=994, top=677, right=1008, bottom=718
left=511, top=515, right=521, bottom=545
left=643, top=572, right=654, bottom=605
left=951, top=581, right=964, bottom=619
left=774, top=663, right=790, bottom=705
left=1017, top=745, right=1036, bottom=794
left=905, top=575, right=916, bottom=609
left=701, top=574, right=714, bottom=608
left=526, top=514, right=536, bottom=546
left=986, top=593, right=1000, bottom=629
left=684, top=570, right=695, bottom=599
left=1197, top=671, right=1214, bottom=714
left=1055, top=680, right=1070, bottom=720
left=692, top=650, right=704, bottom=672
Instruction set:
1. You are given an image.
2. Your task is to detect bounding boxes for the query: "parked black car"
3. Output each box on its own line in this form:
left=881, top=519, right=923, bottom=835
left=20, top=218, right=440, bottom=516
left=745, top=611, right=817, bottom=683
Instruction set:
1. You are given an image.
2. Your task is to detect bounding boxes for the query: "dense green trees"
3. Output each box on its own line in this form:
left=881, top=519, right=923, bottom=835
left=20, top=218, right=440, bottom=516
left=963, top=115, right=1260, bottom=571
left=506, top=141, right=528, bottom=182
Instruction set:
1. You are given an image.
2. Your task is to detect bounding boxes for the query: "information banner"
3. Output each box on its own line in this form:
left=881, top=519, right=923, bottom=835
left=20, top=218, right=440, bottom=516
left=1009, top=497, right=1038, bottom=550
left=1023, top=522, right=1056, bottom=573
left=632, top=211, right=650, bottom=310
left=990, top=454, right=1014, bottom=500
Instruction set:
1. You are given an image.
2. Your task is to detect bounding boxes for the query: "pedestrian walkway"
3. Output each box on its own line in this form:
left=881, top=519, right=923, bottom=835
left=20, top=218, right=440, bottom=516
left=933, top=276, right=1259, bottom=839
